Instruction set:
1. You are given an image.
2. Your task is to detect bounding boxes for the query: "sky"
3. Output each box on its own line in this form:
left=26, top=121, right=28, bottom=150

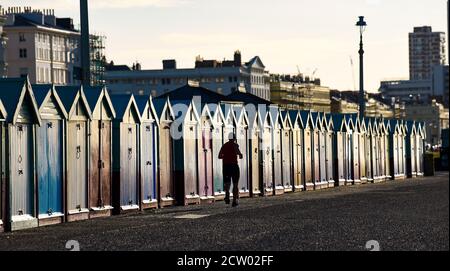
left=1, top=0, right=448, bottom=92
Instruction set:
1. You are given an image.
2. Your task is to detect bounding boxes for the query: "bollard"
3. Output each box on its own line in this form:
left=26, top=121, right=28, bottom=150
left=424, top=153, right=435, bottom=176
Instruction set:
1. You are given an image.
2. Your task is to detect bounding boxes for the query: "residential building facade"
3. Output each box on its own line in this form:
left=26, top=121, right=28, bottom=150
left=330, top=96, right=359, bottom=115
left=104, top=51, right=271, bottom=100
left=270, top=74, right=331, bottom=112
left=432, top=65, right=449, bottom=107
left=2, top=7, right=106, bottom=86
left=330, top=90, right=396, bottom=118
left=379, top=64, right=449, bottom=107
left=405, top=100, right=449, bottom=146
left=379, top=79, right=432, bottom=104
left=0, top=7, right=7, bottom=77
left=409, top=26, right=446, bottom=80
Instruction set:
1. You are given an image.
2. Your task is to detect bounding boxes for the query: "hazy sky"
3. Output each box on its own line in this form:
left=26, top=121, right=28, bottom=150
left=2, top=0, right=448, bottom=91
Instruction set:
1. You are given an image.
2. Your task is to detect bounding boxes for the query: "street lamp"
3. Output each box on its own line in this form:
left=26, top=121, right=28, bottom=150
left=356, top=16, right=367, bottom=118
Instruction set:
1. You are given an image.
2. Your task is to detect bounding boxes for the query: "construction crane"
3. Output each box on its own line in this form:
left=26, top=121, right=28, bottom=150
left=350, top=56, right=356, bottom=91
left=311, top=68, right=318, bottom=80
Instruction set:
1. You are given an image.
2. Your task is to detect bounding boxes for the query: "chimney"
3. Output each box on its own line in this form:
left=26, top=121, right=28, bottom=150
left=234, top=50, right=241, bottom=67
left=163, top=59, right=177, bottom=70
left=80, top=0, right=91, bottom=86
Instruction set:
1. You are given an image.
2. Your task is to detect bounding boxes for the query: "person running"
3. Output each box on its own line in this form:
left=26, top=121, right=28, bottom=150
left=218, top=133, right=243, bottom=207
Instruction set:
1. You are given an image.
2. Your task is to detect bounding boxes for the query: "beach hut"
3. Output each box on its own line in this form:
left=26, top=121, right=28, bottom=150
left=379, top=119, right=390, bottom=181
left=0, top=78, right=42, bottom=231
left=350, top=114, right=365, bottom=184
left=56, top=86, right=92, bottom=222
left=299, top=111, right=314, bottom=190
left=416, top=122, right=425, bottom=176
left=110, top=94, right=141, bottom=213
left=0, top=100, right=6, bottom=232
left=387, top=119, right=405, bottom=180
left=330, top=114, right=348, bottom=186
left=232, top=104, right=250, bottom=198
left=196, top=102, right=215, bottom=204
left=405, top=120, right=417, bottom=178
left=370, top=119, right=383, bottom=182
left=221, top=103, right=235, bottom=142
left=364, top=118, right=375, bottom=183
left=324, top=114, right=335, bottom=188
left=269, top=106, right=284, bottom=195
left=247, top=105, right=262, bottom=196
left=280, top=110, right=294, bottom=193
left=84, top=86, right=116, bottom=217
left=220, top=102, right=239, bottom=197
left=171, top=99, right=201, bottom=205
left=399, top=120, right=407, bottom=177
left=386, top=119, right=396, bottom=180
left=135, top=95, right=159, bottom=209
left=318, top=113, right=329, bottom=189
left=227, top=92, right=276, bottom=197
left=153, top=97, right=176, bottom=207
left=207, top=103, right=226, bottom=200
left=358, top=116, right=368, bottom=184
left=310, top=112, right=324, bottom=189
left=343, top=115, right=358, bottom=185
left=289, top=110, right=304, bottom=192
left=33, top=85, right=67, bottom=226
left=260, top=108, right=274, bottom=195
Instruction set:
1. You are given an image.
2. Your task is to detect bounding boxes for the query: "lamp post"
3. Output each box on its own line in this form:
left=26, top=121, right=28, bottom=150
left=356, top=16, right=367, bottom=118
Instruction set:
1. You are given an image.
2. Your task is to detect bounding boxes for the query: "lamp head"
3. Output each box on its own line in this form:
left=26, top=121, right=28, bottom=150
left=356, top=16, right=367, bottom=33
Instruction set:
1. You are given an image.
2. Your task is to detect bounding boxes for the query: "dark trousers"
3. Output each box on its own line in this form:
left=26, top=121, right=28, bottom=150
left=223, top=164, right=240, bottom=201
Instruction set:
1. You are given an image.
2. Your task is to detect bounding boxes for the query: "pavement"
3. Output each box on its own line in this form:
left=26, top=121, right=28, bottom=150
left=0, top=172, right=448, bottom=251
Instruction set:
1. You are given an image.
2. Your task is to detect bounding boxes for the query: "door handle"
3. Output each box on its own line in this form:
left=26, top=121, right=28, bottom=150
left=76, top=146, right=81, bottom=159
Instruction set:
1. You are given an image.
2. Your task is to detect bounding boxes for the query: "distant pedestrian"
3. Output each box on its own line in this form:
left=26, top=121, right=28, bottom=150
left=218, top=133, right=243, bottom=207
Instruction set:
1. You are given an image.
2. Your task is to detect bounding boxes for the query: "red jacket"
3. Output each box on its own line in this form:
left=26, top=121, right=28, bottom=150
left=219, top=141, right=243, bottom=165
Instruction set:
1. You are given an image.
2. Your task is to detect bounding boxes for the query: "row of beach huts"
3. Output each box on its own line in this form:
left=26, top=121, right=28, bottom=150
left=0, top=78, right=426, bottom=232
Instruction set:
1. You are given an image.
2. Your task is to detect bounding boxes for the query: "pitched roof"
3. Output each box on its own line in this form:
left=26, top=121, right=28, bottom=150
left=152, top=97, right=168, bottom=118
left=288, top=110, right=300, bottom=128
left=0, top=77, right=41, bottom=124
left=32, top=84, right=53, bottom=108
left=135, top=95, right=151, bottom=116
left=227, top=91, right=272, bottom=105
left=5, top=14, right=78, bottom=33
left=110, top=94, right=134, bottom=119
left=330, top=113, right=346, bottom=131
left=0, top=78, right=28, bottom=120
left=310, top=112, right=321, bottom=129
left=245, top=56, right=265, bottom=68
left=157, top=84, right=228, bottom=105
left=83, top=86, right=104, bottom=111
left=31, top=84, right=68, bottom=119
left=299, top=110, right=311, bottom=128
left=54, top=86, right=81, bottom=113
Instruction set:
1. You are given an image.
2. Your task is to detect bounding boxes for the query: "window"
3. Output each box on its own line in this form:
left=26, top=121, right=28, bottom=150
left=19, top=48, right=27, bottom=58
left=19, top=33, right=26, bottom=42
left=19, top=68, right=28, bottom=78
